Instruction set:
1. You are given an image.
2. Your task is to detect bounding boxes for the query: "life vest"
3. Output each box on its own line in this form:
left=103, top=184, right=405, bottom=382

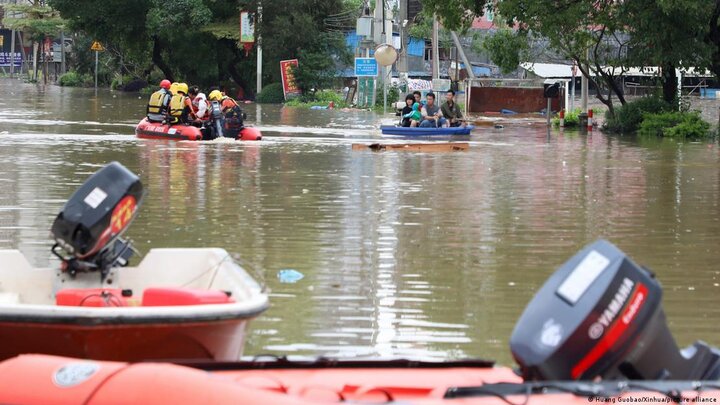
left=169, top=94, right=189, bottom=123
left=146, top=89, right=170, bottom=122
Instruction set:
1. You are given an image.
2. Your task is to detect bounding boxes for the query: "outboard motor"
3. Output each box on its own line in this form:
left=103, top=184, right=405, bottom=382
left=50, top=162, right=144, bottom=281
left=206, top=100, right=225, bottom=140
left=510, top=239, right=720, bottom=381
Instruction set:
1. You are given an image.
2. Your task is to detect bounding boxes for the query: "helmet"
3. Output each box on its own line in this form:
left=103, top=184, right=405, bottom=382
left=177, top=83, right=189, bottom=95
left=159, top=79, right=171, bottom=89
left=169, top=82, right=179, bottom=95
left=208, top=90, right=223, bottom=101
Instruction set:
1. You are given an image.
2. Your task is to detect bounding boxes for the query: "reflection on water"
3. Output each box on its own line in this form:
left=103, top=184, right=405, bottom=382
left=1, top=78, right=719, bottom=365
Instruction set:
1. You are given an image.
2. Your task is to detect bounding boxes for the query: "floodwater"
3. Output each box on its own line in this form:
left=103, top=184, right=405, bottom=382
left=1, top=78, right=719, bottom=366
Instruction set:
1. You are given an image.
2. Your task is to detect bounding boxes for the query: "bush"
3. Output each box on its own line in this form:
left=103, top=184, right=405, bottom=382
left=58, top=71, right=92, bottom=87
left=111, top=75, right=148, bottom=91
left=257, top=82, right=285, bottom=104
left=637, top=111, right=711, bottom=138
left=284, top=89, right=348, bottom=108
left=604, top=97, right=672, bottom=133
left=552, top=108, right=582, bottom=127
left=375, top=84, right=400, bottom=107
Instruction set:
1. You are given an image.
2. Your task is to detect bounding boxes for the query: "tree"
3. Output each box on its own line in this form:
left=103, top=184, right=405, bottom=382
left=2, top=2, right=66, bottom=81
left=49, top=0, right=353, bottom=94
left=420, top=0, right=718, bottom=116
left=242, top=0, right=352, bottom=91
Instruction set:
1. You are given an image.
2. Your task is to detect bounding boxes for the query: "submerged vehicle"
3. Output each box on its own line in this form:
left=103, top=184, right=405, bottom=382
left=0, top=162, right=268, bottom=362
left=380, top=125, right=474, bottom=136
left=136, top=100, right=262, bottom=141
left=1, top=240, right=718, bottom=404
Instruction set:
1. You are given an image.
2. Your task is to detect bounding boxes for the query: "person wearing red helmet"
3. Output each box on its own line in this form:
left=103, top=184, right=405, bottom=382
left=146, top=79, right=173, bottom=123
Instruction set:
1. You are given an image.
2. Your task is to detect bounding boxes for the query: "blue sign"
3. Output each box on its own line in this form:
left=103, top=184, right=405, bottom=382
left=0, top=52, right=21, bottom=68
left=354, top=57, right=378, bottom=77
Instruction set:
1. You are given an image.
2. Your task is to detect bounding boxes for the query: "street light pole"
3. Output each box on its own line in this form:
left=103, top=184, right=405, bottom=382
left=256, top=3, right=263, bottom=94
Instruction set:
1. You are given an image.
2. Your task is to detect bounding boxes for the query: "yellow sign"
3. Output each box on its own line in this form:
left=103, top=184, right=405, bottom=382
left=0, top=36, right=4, bottom=47
left=90, top=41, right=105, bottom=52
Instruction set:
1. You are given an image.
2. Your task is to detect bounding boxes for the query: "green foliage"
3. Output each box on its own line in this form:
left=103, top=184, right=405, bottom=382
left=603, top=97, right=673, bottom=134
left=256, top=83, right=285, bottom=104
left=552, top=108, right=582, bottom=127
left=1, top=4, right=66, bottom=41
left=637, top=111, right=711, bottom=138
left=481, top=29, right=529, bottom=75
left=110, top=74, right=136, bottom=90
left=375, top=84, right=400, bottom=107
left=420, top=0, right=720, bottom=117
left=58, top=71, right=92, bottom=87
left=285, top=90, right=348, bottom=108
left=408, top=13, right=453, bottom=48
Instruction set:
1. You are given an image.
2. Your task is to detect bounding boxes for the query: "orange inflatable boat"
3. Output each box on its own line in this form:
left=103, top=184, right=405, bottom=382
left=2, top=354, right=720, bottom=404
left=135, top=118, right=262, bottom=141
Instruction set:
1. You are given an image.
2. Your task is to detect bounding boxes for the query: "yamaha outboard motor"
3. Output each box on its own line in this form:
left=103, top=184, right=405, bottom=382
left=205, top=100, right=225, bottom=140
left=510, top=240, right=720, bottom=381
left=50, top=162, right=144, bottom=281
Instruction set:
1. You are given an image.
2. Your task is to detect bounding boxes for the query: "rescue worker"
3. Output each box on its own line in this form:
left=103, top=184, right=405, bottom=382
left=168, top=83, right=196, bottom=125
left=146, top=79, right=172, bottom=123
left=208, top=89, right=245, bottom=138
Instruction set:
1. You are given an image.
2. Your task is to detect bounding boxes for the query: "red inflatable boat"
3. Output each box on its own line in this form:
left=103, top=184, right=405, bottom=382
left=135, top=118, right=262, bottom=141
left=2, top=354, right=720, bottom=404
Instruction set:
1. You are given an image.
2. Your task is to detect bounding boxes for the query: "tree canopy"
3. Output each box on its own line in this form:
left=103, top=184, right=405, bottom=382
left=420, top=0, right=720, bottom=115
left=47, top=0, right=354, bottom=94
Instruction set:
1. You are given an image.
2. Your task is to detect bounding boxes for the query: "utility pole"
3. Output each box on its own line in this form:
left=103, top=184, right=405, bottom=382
left=60, top=31, right=66, bottom=75
left=10, top=29, right=16, bottom=77
left=256, top=2, right=263, bottom=94
left=581, top=50, right=588, bottom=113
left=432, top=14, right=440, bottom=80
left=450, top=31, right=475, bottom=79
left=398, top=0, right=408, bottom=77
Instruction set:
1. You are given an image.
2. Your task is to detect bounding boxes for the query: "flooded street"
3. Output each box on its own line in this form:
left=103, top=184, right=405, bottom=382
left=1, top=78, right=719, bottom=366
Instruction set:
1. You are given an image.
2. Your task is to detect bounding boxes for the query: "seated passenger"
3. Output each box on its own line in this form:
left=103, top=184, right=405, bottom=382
left=146, top=79, right=172, bottom=123
left=403, top=102, right=422, bottom=128
left=441, top=90, right=465, bottom=127
left=419, top=93, right=447, bottom=128
left=188, top=86, right=209, bottom=122
left=209, top=89, right=244, bottom=137
left=168, top=83, right=195, bottom=125
left=413, top=90, right=427, bottom=107
left=400, top=95, right=415, bottom=127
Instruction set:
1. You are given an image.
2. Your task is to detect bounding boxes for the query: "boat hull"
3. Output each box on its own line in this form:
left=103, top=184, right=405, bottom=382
left=380, top=125, right=474, bottom=136
left=0, top=318, right=249, bottom=362
left=135, top=118, right=262, bottom=141
left=2, top=354, right=720, bottom=404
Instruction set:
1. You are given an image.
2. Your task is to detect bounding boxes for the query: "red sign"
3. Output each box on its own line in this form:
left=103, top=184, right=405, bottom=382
left=280, top=59, right=301, bottom=99
left=110, top=196, right=137, bottom=234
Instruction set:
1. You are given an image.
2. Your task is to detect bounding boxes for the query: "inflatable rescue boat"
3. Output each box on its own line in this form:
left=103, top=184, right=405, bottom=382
left=0, top=162, right=268, bottom=361
left=135, top=118, right=262, bottom=141
left=2, top=354, right=720, bottom=404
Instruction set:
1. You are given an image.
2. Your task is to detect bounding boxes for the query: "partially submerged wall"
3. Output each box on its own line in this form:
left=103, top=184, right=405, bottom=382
left=468, top=87, right=562, bottom=114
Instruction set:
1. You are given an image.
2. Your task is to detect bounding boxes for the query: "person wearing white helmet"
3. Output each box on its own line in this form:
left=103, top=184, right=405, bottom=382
left=188, top=86, right=208, bottom=122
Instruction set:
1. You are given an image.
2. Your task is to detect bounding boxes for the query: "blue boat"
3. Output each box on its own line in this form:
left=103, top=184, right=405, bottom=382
left=380, top=125, right=474, bottom=136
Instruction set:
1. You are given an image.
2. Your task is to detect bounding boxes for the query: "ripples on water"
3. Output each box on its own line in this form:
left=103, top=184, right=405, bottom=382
left=0, top=80, right=719, bottom=365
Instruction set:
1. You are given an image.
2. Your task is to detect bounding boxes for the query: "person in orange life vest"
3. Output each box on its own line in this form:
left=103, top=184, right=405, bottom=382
left=208, top=90, right=244, bottom=137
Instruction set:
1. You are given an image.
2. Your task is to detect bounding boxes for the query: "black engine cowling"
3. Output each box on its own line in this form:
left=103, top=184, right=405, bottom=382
left=511, top=239, right=720, bottom=381
left=50, top=161, right=143, bottom=278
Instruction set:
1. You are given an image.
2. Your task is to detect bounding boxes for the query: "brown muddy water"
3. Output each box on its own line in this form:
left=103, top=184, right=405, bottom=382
left=0, top=78, right=719, bottom=366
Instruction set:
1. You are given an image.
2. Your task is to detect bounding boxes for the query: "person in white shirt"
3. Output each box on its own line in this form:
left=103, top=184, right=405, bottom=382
left=188, top=86, right=209, bottom=122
